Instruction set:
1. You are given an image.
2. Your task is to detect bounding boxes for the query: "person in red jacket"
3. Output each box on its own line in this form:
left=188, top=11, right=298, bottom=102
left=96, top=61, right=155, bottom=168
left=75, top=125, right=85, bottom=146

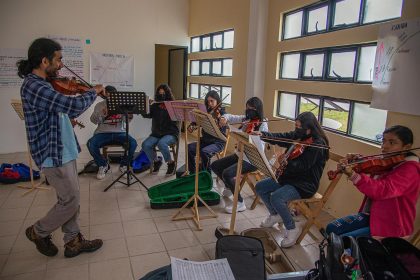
left=326, top=125, right=419, bottom=238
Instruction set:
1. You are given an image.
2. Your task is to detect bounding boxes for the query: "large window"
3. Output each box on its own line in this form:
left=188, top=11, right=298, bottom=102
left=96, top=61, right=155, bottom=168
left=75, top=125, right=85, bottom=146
left=279, top=44, right=376, bottom=83
left=190, top=29, right=234, bottom=52
left=189, top=83, right=232, bottom=105
left=189, top=58, right=233, bottom=77
left=276, top=91, right=387, bottom=142
left=281, top=0, right=403, bottom=40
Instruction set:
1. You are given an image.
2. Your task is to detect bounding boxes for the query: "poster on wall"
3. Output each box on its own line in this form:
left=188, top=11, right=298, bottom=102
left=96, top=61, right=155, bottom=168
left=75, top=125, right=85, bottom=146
left=48, top=35, right=84, bottom=79
left=371, top=17, right=420, bottom=116
left=0, top=48, right=25, bottom=88
left=90, top=52, right=134, bottom=89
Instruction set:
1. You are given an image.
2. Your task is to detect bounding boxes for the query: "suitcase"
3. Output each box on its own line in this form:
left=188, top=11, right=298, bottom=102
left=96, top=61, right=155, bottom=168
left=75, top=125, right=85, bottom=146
left=147, top=171, right=220, bottom=209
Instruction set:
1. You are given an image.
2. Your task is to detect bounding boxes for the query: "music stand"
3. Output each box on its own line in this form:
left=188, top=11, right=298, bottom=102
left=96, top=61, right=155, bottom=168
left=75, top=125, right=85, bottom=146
left=10, top=99, right=49, bottom=196
left=172, top=109, right=226, bottom=230
left=103, top=92, right=149, bottom=192
left=164, top=100, right=207, bottom=176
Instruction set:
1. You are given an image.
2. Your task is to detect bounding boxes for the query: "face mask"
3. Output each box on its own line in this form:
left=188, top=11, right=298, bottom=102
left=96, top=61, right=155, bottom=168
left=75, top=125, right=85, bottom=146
left=156, top=94, right=165, bottom=101
left=294, top=127, right=308, bottom=139
left=245, top=109, right=258, bottom=120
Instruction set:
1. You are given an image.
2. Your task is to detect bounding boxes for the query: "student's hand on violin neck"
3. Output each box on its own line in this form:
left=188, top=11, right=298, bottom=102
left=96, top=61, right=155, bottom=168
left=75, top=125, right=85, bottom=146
left=345, top=153, right=362, bottom=162
left=219, top=117, right=227, bottom=126
left=94, top=85, right=106, bottom=97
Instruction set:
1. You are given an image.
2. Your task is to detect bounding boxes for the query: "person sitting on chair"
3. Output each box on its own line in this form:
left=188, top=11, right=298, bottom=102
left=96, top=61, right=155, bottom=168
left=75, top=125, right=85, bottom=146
left=87, top=85, right=138, bottom=180
left=141, top=84, right=179, bottom=176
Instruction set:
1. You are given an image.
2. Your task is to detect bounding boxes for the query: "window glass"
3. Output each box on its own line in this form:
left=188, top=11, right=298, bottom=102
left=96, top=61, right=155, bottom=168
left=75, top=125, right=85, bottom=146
left=191, top=37, right=200, bottom=52
left=224, top=30, right=234, bottom=49
left=322, top=99, right=350, bottom=132
left=363, top=0, right=403, bottom=24
left=201, top=61, right=210, bottom=75
left=223, top=59, right=233, bottom=76
left=213, top=34, right=223, bottom=49
left=222, top=87, right=232, bottom=104
left=329, top=51, right=356, bottom=79
left=333, top=0, right=361, bottom=27
left=281, top=53, right=300, bottom=79
left=211, top=86, right=221, bottom=93
left=307, top=6, right=328, bottom=33
left=212, top=61, right=222, bottom=75
left=357, top=45, right=377, bottom=82
left=284, top=11, right=303, bottom=39
left=190, top=61, right=199, bottom=76
left=200, top=85, right=210, bottom=98
left=278, top=93, right=297, bottom=118
left=351, top=103, right=387, bottom=141
left=190, top=84, right=199, bottom=98
left=202, top=36, right=211, bottom=51
left=299, top=96, right=320, bottom=118
left=303, top=53, right=324, bottom=78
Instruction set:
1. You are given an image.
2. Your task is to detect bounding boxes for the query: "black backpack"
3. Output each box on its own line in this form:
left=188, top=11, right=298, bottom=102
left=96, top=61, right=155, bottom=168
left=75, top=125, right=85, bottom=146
left=216, top=235, right=266, bottom=280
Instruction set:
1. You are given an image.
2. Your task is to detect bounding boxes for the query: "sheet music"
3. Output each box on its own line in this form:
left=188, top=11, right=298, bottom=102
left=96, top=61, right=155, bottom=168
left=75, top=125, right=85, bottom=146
left=193, top=109, right=227, bottom=142
left=165, top=100, right=206, bottom=122
left=171, top=257, right=235, bottom=280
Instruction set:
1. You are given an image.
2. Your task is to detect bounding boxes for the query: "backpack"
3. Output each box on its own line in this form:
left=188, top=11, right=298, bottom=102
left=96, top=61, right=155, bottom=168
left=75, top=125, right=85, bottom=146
left=78, top=160, right=99, bottom=175
left=132, top=151, right=152, bottom=173
left=0, top=163, right=40, bottom=184
left=216, top=235, right=266, bottom=280
left=138, top=265, right=172, bottom=280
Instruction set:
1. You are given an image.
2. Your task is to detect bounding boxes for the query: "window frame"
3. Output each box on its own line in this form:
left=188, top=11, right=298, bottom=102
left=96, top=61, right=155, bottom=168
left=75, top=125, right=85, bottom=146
left=188, top=58, right=233, bottom=77
left=190, top=29, right=234, bottom=53
left=188, top=83, right=232, bottom=105
left=305, top=2, right=330, bottom=35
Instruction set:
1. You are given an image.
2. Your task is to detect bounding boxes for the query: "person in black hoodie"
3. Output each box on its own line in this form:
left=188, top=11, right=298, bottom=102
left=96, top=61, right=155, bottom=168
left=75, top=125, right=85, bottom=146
left=187, top=90, right=227, bottom=174
left=141, top=84, right=179, bottom=175
left=254, top=111, right=329, bottom=248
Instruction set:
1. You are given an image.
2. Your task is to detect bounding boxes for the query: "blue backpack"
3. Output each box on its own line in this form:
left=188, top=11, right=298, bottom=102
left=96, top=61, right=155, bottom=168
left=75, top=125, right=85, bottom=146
left=0, top=163, right=40, bottom=184
left=132, top=150, right=152, bottom=173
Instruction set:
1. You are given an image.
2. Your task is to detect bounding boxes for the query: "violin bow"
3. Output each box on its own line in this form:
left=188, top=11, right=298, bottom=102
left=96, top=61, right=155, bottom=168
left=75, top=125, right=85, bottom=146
left=228, top=118, right=286, bottom=126
left=259, top=135, right=330, bottom=150
left=347, top=147, right=420, bottom=162
left=62, top=64, right=93, bottom=88
left=208, top=94, right=230, bottom=115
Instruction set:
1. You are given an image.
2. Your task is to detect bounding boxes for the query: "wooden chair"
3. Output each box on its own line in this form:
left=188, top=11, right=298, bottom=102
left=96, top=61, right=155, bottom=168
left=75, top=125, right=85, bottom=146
left=411, top=228, right=420, bottom=247
left=239, top=170, right=264, bottom=209
left=288, top=152, right=344, bottom=244
left=102, top=144, right=125, bottom=160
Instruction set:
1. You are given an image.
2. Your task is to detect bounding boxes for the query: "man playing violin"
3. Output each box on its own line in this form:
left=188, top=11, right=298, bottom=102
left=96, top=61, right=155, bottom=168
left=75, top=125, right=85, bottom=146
left=253, top=111, right=329, bottom=247
left=17, top=38, right=105, bottom=258
left=326, top=125, right=419, bottom=239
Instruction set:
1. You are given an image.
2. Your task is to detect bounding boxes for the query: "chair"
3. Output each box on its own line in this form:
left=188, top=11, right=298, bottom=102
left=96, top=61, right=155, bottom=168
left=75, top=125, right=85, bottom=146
left=102, top=144, right=125, bottom=160
left=239, top=170, right=264, bottom=210
left=288, top=152, right=344, bottom=244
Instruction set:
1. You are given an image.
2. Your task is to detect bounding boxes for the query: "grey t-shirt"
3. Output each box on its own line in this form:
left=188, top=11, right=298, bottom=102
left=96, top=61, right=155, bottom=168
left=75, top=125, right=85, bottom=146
left=90, top=100, right=126, bottom=134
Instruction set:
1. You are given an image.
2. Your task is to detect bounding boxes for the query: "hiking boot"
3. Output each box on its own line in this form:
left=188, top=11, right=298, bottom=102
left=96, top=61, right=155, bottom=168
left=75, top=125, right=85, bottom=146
left=166, top=161, right=176, bottom=176
left=25, top=225, right=58, bottom=257
left=152, top=159, right=163, bottom=173
left=97, top=164, right=110, bottom=180
left=64, top=233, right=103, bottom=258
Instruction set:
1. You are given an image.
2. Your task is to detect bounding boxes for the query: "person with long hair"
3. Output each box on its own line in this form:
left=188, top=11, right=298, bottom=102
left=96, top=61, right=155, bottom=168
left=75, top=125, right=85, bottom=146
left=211, top=97, right=268, bottom=213
left=254, top=111, right=329, bottom=248
left=17, top=38, right=105, bottom=258
left=141, top=84, right=179, bottom=175
left=326, top=125, right=419, bottom=239
left=187, top=90, right=227, bottom=174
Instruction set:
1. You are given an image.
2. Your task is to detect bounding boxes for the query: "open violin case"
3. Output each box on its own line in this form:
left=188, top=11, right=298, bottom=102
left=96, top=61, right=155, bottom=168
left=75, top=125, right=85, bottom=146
left=147, top=171, right=220, bottom=209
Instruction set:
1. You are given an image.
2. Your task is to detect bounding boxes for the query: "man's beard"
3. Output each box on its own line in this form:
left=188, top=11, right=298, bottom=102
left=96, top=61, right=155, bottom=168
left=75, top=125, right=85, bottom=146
left=45, top=65, right=59, bottom=78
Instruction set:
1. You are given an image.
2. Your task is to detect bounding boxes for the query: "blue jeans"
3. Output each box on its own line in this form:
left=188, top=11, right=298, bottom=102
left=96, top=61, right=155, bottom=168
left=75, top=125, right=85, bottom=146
left=255, top=178, right=301, bottom=230
left=326, top=213, right=371, bottom=238
left=211, top=154, right=257, bottom=202
left=188, top=141, right=225, bottom=173
left=141, top=135, right=177, bottom=162
left=87, top=133, right=137, bottom=167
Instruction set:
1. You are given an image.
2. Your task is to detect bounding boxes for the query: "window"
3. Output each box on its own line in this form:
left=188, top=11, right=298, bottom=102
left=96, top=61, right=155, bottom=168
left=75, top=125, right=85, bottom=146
left=188, top=58, right=233, bottom=77
left=357, top=45, right=376, bottom=82
left=190, top=60, right=199, bottom=76
left=190, top=84, right=199, bottom=98
left=200, top=85, right=209, bottom=97
left=221, top=87, right=232, bottom=104
left=189, top=83, right=232, bottom=104
left=201, top=61, right=210, bottom=75
left=303, top=53, right=324, bottom=78
left=189, top=29, right=234, bottom=52
left=223, top=59, right=233, bottom=76
left=276, top=91, right=387, bottom=143
left=283, top=11, right=303, bottom=39
left=212, top=60, right=222, bottom=75
left=281, top=0, right=403, bottom=40
left=307, top=5, right=328, bottom=33
left=333, top=0, right=361, bottom=27
left=328, top=50, right=356, bottom=80
left=281, top=53, right=300, bottom=79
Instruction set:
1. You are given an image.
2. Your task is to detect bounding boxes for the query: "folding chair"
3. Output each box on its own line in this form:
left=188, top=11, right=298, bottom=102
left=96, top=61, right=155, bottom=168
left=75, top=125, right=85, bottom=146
left=288, top=152, right=344, bottom=244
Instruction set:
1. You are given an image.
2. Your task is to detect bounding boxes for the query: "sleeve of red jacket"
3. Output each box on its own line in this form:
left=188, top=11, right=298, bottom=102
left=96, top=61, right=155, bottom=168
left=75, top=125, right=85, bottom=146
left=354, top=162, right=419, bottom=200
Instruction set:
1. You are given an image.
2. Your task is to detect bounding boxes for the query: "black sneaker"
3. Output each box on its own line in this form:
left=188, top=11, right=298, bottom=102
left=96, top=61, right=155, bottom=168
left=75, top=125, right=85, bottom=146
left=64, top=233, right=103, bottom=258
left=25, top=225, right=58, bottom=257
left=166, top=161, right=176, bottom=176
left=152, top=159, right=163, bottom=173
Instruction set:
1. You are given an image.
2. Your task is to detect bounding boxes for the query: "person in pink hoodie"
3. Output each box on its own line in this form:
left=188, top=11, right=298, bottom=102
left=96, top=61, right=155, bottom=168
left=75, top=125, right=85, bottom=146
left=326, top=125, right=419, bottom=238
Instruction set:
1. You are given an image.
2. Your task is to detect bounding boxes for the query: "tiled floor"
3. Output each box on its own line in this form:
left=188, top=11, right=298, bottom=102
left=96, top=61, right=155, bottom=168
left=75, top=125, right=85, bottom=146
left=0, top=140, right=335, bottom=280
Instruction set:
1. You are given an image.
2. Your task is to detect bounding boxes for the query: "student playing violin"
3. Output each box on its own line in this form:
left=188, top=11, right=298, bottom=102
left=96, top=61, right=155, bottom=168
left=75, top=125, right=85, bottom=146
left=187, top=90, right=227, bottom=174
left=326, top=125, right=420, bottom=239
left=211, top=97, right=268, bottom=213
left=254, top=111, right=329, bottom=248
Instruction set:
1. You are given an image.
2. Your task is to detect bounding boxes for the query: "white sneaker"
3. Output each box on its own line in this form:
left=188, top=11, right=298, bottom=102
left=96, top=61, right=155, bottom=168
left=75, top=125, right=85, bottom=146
left=222, top=188, right=233, bottom=198
left=119, top=165, right=127, bottom=173
left=225, top=201, right=246, bottom=214
left=260, top=214, right=283, bottom=228
left=280, top=226, right=302, bottom=248
left=96, top=165, right=110, bottom=180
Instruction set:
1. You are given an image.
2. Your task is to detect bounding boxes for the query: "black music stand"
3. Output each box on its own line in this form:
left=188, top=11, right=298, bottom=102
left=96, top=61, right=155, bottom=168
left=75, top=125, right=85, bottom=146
left=103, top=91, right=149, bottom=192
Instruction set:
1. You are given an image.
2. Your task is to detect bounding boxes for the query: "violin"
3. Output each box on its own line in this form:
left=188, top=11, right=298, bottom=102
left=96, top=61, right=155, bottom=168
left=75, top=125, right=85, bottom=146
left=242, top=118, right=261, bottom=134
left=48, top=77, right=91, bottom=95
left=327, top=148, right=420, bottom=180
left=274, top=137, right=313, bottom=178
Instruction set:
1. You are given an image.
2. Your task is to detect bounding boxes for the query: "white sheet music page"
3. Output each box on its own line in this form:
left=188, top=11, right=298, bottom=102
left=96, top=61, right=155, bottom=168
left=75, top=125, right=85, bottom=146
left=171, top=257, right=235, bottom=280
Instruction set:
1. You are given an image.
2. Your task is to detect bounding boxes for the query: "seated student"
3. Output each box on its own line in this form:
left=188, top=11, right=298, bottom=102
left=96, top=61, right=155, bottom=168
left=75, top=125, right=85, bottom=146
left=87, top=85, right=138, bottom=180
left=141, top=84, right=179, bottom=176
left=211, top=97, right=268, bottom=213
left=326, top=125, right=420, bottom=239
left=187, top=90, right=227, bottom=174
left=254, top=111, right=329, bottom=248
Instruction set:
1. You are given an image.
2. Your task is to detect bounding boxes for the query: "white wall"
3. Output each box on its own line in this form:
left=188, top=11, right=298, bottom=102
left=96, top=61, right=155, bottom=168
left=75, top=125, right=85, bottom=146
left=0, top=0, right=189, bottom=153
